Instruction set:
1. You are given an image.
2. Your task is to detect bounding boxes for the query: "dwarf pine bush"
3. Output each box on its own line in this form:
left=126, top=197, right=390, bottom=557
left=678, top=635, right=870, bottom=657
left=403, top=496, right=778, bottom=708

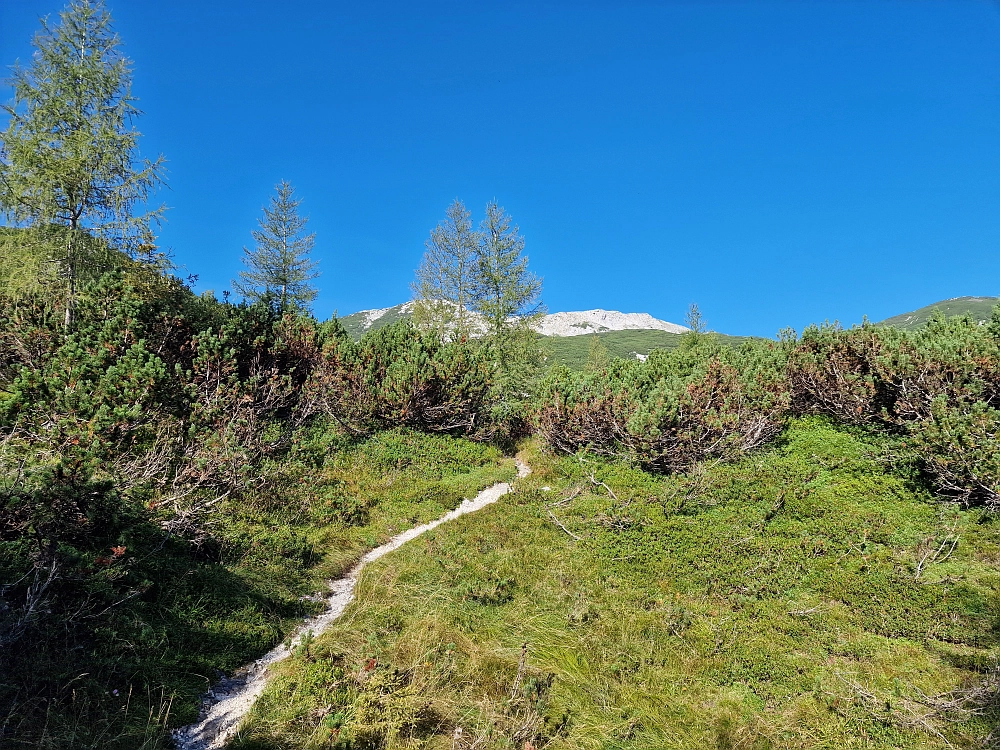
left=537, top=333, right=789, bottom=472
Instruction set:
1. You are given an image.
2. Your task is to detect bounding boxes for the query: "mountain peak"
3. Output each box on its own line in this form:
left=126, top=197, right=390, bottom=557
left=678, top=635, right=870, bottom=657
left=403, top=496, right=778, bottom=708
left=339, top=303, right=688, bottom=339
left=536, top=309, right=688, bottom=336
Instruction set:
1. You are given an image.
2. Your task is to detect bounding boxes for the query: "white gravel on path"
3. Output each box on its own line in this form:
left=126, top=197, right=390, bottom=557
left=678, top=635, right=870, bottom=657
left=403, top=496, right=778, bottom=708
left=172, top=459, right=531, bottom=750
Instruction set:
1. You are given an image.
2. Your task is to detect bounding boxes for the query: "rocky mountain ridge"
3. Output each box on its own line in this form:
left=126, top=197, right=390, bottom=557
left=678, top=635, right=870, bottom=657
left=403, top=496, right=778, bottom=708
left=339, top=303, right=688, bottom=340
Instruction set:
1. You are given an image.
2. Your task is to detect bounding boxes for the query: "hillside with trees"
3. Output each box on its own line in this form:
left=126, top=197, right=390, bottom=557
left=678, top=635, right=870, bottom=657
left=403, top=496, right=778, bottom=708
left=3, top=3, right=1000, bottom=750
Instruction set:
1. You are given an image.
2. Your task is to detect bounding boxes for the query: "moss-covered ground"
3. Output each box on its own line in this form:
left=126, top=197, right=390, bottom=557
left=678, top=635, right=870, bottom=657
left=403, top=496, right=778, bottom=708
left=231, top=419, right=1000, bottom=749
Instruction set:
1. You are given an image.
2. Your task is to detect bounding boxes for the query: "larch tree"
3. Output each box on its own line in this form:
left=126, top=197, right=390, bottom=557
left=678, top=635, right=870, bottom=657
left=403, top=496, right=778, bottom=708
left=473, top=200, right=543, bottom=338
left=471, top=200, right=544, bottom=417
left=685, top=302, right=707, bottom=334
left=0, top=0, right=165, bottom=326
left=412, top=199, right=480, bottom=338
left=234, top=180, right=319, bottom=314
left=410, top=198, right=544, bottom=415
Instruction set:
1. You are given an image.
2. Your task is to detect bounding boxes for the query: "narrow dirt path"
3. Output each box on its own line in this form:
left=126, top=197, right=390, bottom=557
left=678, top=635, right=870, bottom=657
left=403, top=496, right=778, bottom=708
left=173, top=459, right=530, bottom=750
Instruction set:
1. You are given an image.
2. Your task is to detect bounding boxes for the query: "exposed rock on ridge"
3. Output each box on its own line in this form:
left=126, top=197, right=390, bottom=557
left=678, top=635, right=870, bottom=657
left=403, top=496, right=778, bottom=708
left=340, top=304, right=688, bottom=339
left=535, top=309, right=688, bottom=336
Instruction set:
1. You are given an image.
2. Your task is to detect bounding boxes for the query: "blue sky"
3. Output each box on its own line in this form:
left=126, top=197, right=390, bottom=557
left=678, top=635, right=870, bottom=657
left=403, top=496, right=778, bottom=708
left=2, top=1, right=999, bottom=336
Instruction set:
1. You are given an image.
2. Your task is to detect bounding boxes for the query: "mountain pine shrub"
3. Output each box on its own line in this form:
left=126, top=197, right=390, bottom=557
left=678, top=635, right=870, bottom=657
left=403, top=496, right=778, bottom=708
left=537, top=334, right=789, bottom=472
left=304, top=319, right=506, bottom=441
left=782, top=313, right=1000, bottom=506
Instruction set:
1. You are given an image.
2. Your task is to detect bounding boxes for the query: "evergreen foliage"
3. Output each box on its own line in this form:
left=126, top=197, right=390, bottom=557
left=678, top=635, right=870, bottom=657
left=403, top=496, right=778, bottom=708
left=0, top=0, right=165, bottom=325
left=410, top=199, right=545, bottom=441
left=412, top=199, right=480, bottom=338
left=0, top=261, right=510, bottom=747
left=474, top=201, right=543, bottom=337
left=541, top=308, right=1000, bottom=512
left=303, top=319, right=504, bottom=440
left=540, top=328, right=749, bottom=370
left=539, top=334, right=789, bottom=472
left=786, top=313, right=1000, bottom=507
left=880, top=295, right=1000, bottom=330
left=411, top=199, right=543, bottom=342
left=7, top=3, right=1000, bottom=747
left=230, top=421, right=1000, bottom=749
left=684, top=301, right=706, bottom=333
left=234, top=180, right=319, bottom=314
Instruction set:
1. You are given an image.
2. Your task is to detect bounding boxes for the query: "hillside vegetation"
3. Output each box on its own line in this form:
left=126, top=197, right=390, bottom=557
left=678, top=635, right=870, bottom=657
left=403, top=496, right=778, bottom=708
left=880, top=297, right=999, bottom=331
left=541, top=329, right=748, bottom=370
left=340, top=304, right=415, bottom=340
left=6, top=4, right=1000, bottom=748
left=0, top=265, right=522, bottom=748
left=231, top=419, right=1000, bottom=750
left=339, top=306, right=712, bottom=370
left=8, top=273, right=1000, bottom=748
left=340, top=308, right=745, bottom=370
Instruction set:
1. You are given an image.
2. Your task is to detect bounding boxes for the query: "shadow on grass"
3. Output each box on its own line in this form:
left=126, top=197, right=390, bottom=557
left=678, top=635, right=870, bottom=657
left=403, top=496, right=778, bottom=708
left=1, top=516, right=317, bottom=750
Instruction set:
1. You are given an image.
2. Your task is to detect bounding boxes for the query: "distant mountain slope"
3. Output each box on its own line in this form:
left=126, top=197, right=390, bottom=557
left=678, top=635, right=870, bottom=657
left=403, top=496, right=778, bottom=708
left=339, top=302, right=416, bottom=339
left=542, top=329, right=748, bottom=369
left=879, top=296, right=998, bottom=330
left=338, top=303, right=689, bottom=340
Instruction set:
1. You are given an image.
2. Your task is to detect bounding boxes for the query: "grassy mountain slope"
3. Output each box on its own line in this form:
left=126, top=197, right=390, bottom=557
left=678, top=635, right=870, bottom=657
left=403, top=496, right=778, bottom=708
left=339, top=310, right=748, bottom=370
left=233, top=418, right=999, bottom=749
left=339, top=304, right=412, bottom=339
left=880, top=296, right=998, bottom=330
left=542, top=329, right=749, bottom=369
left=338, top=307, right=719, bottom=369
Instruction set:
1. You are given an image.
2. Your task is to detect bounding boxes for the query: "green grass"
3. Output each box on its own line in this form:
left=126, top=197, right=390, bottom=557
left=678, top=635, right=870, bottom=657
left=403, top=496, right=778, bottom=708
left=231, top=419, right=1000, bottom=749
left=541, top=330, right=750, bottom=370
left=879, top=297, right=999, bottom=330
left=339, top=304, right=411, bottom=340
left=3, top=426, right=515, bottom=749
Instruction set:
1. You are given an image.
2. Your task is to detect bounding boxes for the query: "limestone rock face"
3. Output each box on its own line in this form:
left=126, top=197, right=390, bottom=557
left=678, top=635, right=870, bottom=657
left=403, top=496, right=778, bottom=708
left=534, top=309, right=688, bottom=337
left=341, top=304, right=688, bottom=338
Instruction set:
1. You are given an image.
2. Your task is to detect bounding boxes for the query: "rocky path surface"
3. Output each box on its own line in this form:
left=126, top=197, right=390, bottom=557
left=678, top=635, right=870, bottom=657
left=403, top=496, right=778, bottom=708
left=173, top=459, right=530, bottom=750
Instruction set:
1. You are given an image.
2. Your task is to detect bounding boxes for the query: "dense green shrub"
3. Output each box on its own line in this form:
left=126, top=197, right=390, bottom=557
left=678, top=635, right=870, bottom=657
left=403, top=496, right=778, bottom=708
left=786, top=314, right=1000, bottom=506
left=786, top=322, right=902, bottom=424
left=304, top=319, right=504, bottom=440
left=0, top=269, right=513, bottom=670
left=787, top=316, right=1000, bottom=427
left=911, top=398, right=1000, bottom=508
left=538, top=313, right=1000, bottom=509
left=0, top=258, right=515, bottom=747
left=537, top=334, right=789, bottom=472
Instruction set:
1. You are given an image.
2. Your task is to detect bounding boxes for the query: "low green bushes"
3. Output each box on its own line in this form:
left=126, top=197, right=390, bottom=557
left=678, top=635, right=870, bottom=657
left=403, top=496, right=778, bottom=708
left=786, top=315, right=1000, bottom=508
left=304, top=320, right=503, bottom=441
left=234, top=421, right=1000, bottom=749
left=537, top=333, right=789, bottom=473
left=7, top=248, right=1000, bottom=748
left=0, top=267, right=516, bottom=748
left=537, top=313, right=1000, bottom=510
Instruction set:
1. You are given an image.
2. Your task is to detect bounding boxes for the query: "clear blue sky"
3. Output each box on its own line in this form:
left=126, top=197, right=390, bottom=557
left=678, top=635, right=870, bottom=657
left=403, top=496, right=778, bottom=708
left=2, top=1, right=999, bottom=336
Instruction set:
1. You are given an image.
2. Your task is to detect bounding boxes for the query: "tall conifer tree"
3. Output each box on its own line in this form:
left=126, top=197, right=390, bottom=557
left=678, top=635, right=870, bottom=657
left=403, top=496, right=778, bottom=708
left=473, top=200, right=542, bottom=337
left=0, top=0, right=165, bottom=326
left=412, top=199, right=480, bottom=338
left=471, top=201, right=543, bottom=418
left=234, top=181, right=319, bottom=314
